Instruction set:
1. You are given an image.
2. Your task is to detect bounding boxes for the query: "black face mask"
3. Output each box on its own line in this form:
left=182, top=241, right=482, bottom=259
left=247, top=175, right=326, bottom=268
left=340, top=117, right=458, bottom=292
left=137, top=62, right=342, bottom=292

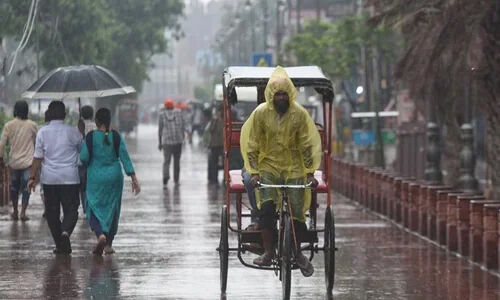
left=274, top=99, right=289, bottom=114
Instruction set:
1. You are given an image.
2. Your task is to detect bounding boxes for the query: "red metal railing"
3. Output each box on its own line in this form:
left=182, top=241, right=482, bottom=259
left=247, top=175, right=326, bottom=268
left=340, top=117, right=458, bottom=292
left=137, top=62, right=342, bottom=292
left=331, top=157, right=500, bottom=273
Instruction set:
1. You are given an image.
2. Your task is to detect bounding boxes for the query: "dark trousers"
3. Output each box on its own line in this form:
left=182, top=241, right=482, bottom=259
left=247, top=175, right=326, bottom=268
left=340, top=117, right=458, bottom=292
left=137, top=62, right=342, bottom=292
left=191, top=124, right=204, bottom=136
left=163, top=144, right=182, bottom=183
left=88, top=209, right=119, bottom=245
left=78, top=166, right=87, bottom=213
left=208, top=146, right=223, bottom=183
left=43, top=184, right=80, bottom=247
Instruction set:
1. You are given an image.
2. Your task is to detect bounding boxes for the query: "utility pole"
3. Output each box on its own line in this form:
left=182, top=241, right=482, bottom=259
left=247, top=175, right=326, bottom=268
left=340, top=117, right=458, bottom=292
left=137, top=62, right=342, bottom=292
left=250, top=8, right=256, bottom=53
left=458, top=68, right=478, bottom=193
left=276, top=0, right=284, bottom=64
left=296, top=0, right=302, bottom=33
left=373, top=49, right=385, bottom=168
left=262, top=0, right=269, bottom=51
left=36, top=10, right=41, bottom=114
left=316, top=0, right=321, bottom=20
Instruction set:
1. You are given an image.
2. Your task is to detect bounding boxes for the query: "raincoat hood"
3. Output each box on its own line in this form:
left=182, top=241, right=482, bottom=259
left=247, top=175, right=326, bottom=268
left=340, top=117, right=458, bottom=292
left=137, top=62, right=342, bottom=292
left=264, top=66, right=297, bottom=109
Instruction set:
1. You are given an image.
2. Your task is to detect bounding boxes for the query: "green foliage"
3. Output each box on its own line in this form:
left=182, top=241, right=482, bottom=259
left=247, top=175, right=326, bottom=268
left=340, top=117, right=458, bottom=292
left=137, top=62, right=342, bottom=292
left=37, top=0, right=114, bottom=68
left=104, top=0, right=184, bottom=91
left=0, top=113, right=12, bottom=132
left=0, top=2, right=32, bottom=38
left=194, top=85, right=212, bottom=102
left=0, top=0, right=184, bottom=92
left=284, top=15, right=399, bottom=80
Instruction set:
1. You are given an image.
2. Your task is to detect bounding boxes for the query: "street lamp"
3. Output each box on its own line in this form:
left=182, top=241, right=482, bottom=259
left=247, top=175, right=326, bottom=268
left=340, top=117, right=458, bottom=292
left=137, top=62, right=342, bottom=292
left=245, top=0, right=252, bottom=11
left=276, top=0, right=285, bottom=64
left=356, top=86, right=364, bottom=95
left=261, top=0, right=269, bottom=51
left=244, top=0, right=256, bottom=53
left=277, top=0, right=285, bottom=10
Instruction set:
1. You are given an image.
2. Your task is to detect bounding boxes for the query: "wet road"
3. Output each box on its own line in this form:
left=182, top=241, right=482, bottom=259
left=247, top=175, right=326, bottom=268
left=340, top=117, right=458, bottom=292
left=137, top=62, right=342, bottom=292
left=0, top=124, right=499, bottom=299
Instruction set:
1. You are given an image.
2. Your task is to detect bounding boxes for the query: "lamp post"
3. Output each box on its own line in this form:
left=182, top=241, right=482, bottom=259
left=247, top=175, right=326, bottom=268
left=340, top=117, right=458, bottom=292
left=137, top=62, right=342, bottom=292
left=234, top=12, right=244, bottom=64
left=424, top=87, right=442, bottom=185
left=261, top=0, right=269, bottom=51
left=296, top=0, right=302, bottom=33
left=276, top=0, right=285, bottom=64
left=458, top=68, right=478, bottom=193
left=245, top=0, right=256, bottom=54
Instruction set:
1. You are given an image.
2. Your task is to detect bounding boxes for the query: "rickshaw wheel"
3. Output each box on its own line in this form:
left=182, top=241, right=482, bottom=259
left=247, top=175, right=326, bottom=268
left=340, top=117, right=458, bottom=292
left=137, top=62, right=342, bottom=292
left=324, top=205, right=335, bottom=294
left=280, top=215, right=292, bottom=300
left=219, top=205, right=229, bottom=293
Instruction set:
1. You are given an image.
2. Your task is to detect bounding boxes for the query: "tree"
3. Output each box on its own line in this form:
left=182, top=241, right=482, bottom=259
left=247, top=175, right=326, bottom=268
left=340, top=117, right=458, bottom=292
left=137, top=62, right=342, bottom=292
left=0, top=0, right=184, bottom=93
left=368, top=0, right=500, bottom=193
left=284, top=16, right=398, bottom=116
left=194, top=85, right=212, bottom=102
left=285, top=16, right=397, bottom=81
left=104, top=0, right=184, bottom=91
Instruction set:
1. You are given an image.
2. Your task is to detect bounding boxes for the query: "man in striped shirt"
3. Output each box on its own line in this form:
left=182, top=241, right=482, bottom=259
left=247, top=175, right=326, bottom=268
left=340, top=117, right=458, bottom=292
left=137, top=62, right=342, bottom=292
left=158, top=98, right=186, bottom=186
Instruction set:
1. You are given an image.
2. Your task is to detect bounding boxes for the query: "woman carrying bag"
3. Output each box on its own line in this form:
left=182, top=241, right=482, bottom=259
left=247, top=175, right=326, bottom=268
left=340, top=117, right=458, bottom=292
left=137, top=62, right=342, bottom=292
left=80, top=108, right=141, bottom=255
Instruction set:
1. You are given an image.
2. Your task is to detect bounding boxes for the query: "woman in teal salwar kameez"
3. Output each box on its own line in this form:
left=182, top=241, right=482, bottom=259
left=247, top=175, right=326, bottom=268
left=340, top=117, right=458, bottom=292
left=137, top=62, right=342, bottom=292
left=80, top=108, right=141, bottom=255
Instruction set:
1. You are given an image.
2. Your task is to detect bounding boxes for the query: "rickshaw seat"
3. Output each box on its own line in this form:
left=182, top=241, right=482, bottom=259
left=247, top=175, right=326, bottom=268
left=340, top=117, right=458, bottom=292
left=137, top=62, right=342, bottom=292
left=229, top=170, right=246, bottom=193
left=230, top=129, right=240, bottom=148
left=229, top=169, right=327, bottom=193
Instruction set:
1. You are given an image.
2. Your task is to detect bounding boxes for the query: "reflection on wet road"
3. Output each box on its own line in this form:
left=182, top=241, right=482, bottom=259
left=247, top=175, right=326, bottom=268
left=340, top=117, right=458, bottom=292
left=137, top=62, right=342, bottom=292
left=0, top=124, right=498, bottom=299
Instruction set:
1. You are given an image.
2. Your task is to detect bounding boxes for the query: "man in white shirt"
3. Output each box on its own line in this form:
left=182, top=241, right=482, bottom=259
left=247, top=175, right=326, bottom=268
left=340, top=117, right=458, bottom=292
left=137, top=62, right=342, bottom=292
left=28, top=101, right=84, bottom=254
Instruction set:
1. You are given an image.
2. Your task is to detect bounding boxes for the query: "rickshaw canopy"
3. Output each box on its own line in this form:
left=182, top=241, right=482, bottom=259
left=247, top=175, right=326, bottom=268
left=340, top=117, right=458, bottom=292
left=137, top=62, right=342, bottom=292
left=223, top=66, right=334, bottom=104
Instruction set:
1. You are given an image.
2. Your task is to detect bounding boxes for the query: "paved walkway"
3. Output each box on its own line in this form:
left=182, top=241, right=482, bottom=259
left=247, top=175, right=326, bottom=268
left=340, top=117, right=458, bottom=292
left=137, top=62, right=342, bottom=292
left=0, top=124, right=498, bottom=299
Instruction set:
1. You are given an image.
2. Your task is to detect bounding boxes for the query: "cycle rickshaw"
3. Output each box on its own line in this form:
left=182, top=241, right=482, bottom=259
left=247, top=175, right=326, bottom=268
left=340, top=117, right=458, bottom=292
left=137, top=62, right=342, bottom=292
left=218, top=66, right=336, bottom=299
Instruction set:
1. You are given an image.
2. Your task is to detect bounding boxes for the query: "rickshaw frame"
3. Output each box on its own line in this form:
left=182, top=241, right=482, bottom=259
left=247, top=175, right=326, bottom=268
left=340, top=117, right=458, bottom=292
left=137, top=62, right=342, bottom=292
left=219, top=66, right=336, bottom=298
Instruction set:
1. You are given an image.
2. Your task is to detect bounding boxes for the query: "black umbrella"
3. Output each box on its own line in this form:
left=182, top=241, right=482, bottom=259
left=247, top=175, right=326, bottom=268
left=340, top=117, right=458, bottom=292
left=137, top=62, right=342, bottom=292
left=21, top=65, right=135, bottom=100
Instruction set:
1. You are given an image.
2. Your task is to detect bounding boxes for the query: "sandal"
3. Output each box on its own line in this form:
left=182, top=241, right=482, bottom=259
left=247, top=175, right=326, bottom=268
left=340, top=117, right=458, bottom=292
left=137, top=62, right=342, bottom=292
left=253, top=251, right=275, bottom=266
left=93, top=235, right=107, bottom=256
left=10, top=212, right=18, bottom=221
left=243, top=243, right=264, bottom=255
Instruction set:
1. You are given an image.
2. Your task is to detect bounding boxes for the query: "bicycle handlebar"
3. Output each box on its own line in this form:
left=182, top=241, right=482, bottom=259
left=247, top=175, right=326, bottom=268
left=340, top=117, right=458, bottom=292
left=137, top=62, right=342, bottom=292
left=256, top=182, right=313, bottom=189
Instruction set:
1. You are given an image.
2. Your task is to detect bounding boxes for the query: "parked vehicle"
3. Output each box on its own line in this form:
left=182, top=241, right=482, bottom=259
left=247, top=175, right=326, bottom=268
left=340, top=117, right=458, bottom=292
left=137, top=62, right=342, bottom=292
left=118, top=99, right=138, bottom=134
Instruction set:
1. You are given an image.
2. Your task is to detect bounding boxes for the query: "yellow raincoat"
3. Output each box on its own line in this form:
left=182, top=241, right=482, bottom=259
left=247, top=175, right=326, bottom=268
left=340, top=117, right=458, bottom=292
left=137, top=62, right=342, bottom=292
left=240, top=67, right=322, bottom=221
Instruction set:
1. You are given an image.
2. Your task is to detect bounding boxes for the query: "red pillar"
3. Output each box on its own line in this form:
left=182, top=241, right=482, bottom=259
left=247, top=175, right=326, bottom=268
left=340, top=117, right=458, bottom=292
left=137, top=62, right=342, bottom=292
left=456, top=195, right=484, bottom=257
left=483, top=204, right=500, bottom=269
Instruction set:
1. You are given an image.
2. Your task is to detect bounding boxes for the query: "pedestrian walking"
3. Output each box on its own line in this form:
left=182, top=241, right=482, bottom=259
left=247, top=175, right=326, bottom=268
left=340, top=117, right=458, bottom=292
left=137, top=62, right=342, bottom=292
left=80, top=108, right=140, bottom=255
left=78, top=105, right=97, bottom=215
left=190, top=104, right=204, bottom=143
left=205, top=107, right=224, bottom=184
left=28, top=101, right=84, bottom=254
left=0, top=100, right=38, bottom=221
left=158, top=98, right=186, bottom=186
left=80, top=105, right=97, bottom=134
